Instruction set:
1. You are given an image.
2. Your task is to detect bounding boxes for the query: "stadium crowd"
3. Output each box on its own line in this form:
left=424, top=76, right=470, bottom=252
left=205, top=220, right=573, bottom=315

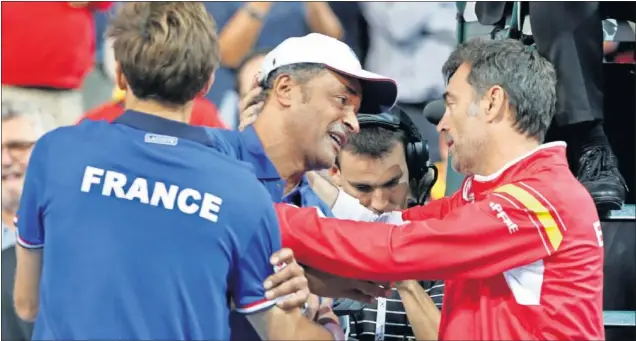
left=1, top=2, right=634, bottom=341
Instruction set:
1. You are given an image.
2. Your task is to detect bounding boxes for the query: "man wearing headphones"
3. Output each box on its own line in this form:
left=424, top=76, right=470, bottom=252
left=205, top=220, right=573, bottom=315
left=327, top=106, right=443, bottom=341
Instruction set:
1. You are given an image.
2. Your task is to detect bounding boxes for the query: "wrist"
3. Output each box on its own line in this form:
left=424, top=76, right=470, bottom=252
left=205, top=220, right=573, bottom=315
left=395, top=280, right=418, bottom=292
left=331, top=190, right=378, bottom=221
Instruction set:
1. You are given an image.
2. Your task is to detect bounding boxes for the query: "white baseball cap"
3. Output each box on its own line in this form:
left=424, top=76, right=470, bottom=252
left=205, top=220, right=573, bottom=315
left=257, top=33, right=398, bottom=114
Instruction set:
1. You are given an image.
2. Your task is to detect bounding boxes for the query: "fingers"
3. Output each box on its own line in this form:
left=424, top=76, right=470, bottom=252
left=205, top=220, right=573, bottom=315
left=264, top=268, right=307, bottom=299
left=319, top=297, right=334, bottom=309
left=238, top=104, right=261, bottom=131
left=239, top=86, right=263, bottom=113
left=263, top=263, right=304, bottom=294
left=272, top=278, right=310, bottom=310
left=354, top=280, right=389, bottom=298
left=263, top=249, right=310, bottom=309
left=238, top=86, right=264, bottom=131
left=316, top=297, right=334, bottom=319
left=269, top=247, right=294, bottom=266
left=303, top=294, right=320, bottom=320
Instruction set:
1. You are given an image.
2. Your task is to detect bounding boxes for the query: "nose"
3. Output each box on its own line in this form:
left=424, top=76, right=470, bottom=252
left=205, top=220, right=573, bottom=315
left=436, top=107, right=450, bottom=133
left=369, top=189, right=391, bottom=214
left=1, top=146, right=13, bottom=167
left=343, top=109, right=360, bottom=134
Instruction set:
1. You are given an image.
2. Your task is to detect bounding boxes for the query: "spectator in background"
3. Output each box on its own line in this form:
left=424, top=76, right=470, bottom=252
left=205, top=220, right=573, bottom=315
left=1, top=101, right=55, bottom=341
left=327, top=2, right=366, bottom=60
left=360, top=2, right=457, bottom=168
left=79, top=3, right=119, bottom=112
left=1, top=2, right=112, bottom=127
left=475, top=2, right=631, bottom=210
left=204, top=1, right=344, bottom=128
left=327, top=107, right=443, bottom=341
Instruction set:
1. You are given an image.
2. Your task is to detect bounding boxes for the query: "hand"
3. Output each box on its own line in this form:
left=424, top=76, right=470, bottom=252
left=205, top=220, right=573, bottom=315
left=303, top=294, right=321, bottom=320
left=305, top=171, right=340, bottom=208
left=394, top=280, right=418, bottom=291
left=304, top=267, right=390, bottom=303
left=263, top=248, right=310, bottom=310
left=238, top=83, right=265, bottom=131
left=304, top=295, right=334, bottom=321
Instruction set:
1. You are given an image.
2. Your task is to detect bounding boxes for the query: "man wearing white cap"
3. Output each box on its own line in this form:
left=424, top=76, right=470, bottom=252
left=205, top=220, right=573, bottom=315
left=205, top=33, right=398, bottom=340
left=209, top=32, right=398, bottom=199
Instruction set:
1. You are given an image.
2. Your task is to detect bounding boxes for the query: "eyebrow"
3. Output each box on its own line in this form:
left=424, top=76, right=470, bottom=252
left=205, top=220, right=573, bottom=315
left=343, top=84, right=359, bottom=96
left=347, top=172, right=403, bottom=188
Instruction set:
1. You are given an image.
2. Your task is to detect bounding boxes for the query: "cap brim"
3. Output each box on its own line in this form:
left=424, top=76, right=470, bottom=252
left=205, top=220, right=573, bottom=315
left=325, top=66, right=398, bottom=114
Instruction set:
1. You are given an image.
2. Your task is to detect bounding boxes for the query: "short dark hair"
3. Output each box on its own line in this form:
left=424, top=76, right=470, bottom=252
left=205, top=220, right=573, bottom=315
left=442, top=38, right=557, bottom=141
left=251, top=63, right=328, bottom=106
left=336, top=126, right=405, bottom=168
left=107, top=3, right=220, bottom=106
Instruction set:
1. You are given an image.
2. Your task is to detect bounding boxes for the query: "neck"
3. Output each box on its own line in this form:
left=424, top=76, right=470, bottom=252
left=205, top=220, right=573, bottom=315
left=1, top=209, right=15, bottom=230
left=252, top=109, right=306, bottom=190
left=477, top=132, right=541, bottom=176
left=125, top=93, right=193, bottom=123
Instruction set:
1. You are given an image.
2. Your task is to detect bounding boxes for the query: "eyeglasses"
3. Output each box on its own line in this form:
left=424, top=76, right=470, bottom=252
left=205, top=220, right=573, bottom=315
left=2, top=140, right=36, bottom=160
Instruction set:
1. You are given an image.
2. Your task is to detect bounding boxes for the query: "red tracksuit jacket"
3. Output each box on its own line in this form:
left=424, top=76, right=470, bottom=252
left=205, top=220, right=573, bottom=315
left=276, top=142, right=604, bottom=340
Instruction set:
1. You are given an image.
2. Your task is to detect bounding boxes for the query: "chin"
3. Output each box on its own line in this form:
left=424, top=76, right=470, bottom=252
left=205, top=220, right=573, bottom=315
left=312, top=150, right=337, bottom=170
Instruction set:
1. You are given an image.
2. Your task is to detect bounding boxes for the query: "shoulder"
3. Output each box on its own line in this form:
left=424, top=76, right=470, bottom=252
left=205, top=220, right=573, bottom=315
left=495, top=165, right=598, bottom=234
left=203, top=127, right=242, bottom=157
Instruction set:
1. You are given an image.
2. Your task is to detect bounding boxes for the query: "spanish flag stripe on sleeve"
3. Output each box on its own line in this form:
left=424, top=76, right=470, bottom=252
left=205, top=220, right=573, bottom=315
left=494, top=184, right=563, bottom=251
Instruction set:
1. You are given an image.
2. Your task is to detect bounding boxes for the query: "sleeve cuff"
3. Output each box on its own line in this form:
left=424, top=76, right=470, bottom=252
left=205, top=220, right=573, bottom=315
left=235, top=298, right=277, bottom=315
left=331, top=190, right=379, bottom=221
left=16, top=235, right=44, bottom=249
left=376, top=211, right=407, bottom=225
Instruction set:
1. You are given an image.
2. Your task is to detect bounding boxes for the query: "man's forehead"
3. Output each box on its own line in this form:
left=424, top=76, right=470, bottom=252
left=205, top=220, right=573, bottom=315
left=340, top=148, right=406, bottom=178
left=1, top=117, right=38, bottom=143
left=446, top=63, right=471, bottom=92
left=327, top=69, right=362, bottom=95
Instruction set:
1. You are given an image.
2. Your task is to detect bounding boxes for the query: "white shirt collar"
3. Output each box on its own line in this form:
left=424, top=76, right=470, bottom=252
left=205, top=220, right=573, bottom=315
left=473, top=141, right=567, bottom=183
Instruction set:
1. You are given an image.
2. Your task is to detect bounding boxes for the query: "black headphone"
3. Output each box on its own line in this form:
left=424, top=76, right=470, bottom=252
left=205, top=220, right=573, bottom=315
left=357, top=106, right=438, bottom=206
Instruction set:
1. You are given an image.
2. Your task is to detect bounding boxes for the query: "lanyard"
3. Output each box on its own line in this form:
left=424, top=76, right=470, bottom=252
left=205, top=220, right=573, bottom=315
left=374, top=297, right=387, bottom=341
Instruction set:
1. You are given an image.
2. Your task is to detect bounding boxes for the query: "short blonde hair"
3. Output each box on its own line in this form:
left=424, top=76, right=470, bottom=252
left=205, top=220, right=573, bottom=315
left=107, top=2, right=220, bottom=105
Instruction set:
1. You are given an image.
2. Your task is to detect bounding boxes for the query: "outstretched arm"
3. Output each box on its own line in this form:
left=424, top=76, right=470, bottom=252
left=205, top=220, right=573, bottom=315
left=276, top=182, right=568, bottom=281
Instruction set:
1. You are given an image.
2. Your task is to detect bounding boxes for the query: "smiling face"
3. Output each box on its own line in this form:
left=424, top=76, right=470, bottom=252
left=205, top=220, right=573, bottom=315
left=288, top=69, right=363, bottom=169
left=438, top=63, right=489, bottom=175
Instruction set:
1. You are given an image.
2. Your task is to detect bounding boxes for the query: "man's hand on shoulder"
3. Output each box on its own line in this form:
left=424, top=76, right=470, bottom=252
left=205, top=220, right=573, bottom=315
left=264, top=248, right=310, bottom=310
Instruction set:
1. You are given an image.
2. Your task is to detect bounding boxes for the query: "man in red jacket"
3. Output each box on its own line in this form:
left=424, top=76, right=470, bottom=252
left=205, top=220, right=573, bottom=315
left=265, top=39, right=605, bottom=340
left=1, top=2, right=112, bottom=127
